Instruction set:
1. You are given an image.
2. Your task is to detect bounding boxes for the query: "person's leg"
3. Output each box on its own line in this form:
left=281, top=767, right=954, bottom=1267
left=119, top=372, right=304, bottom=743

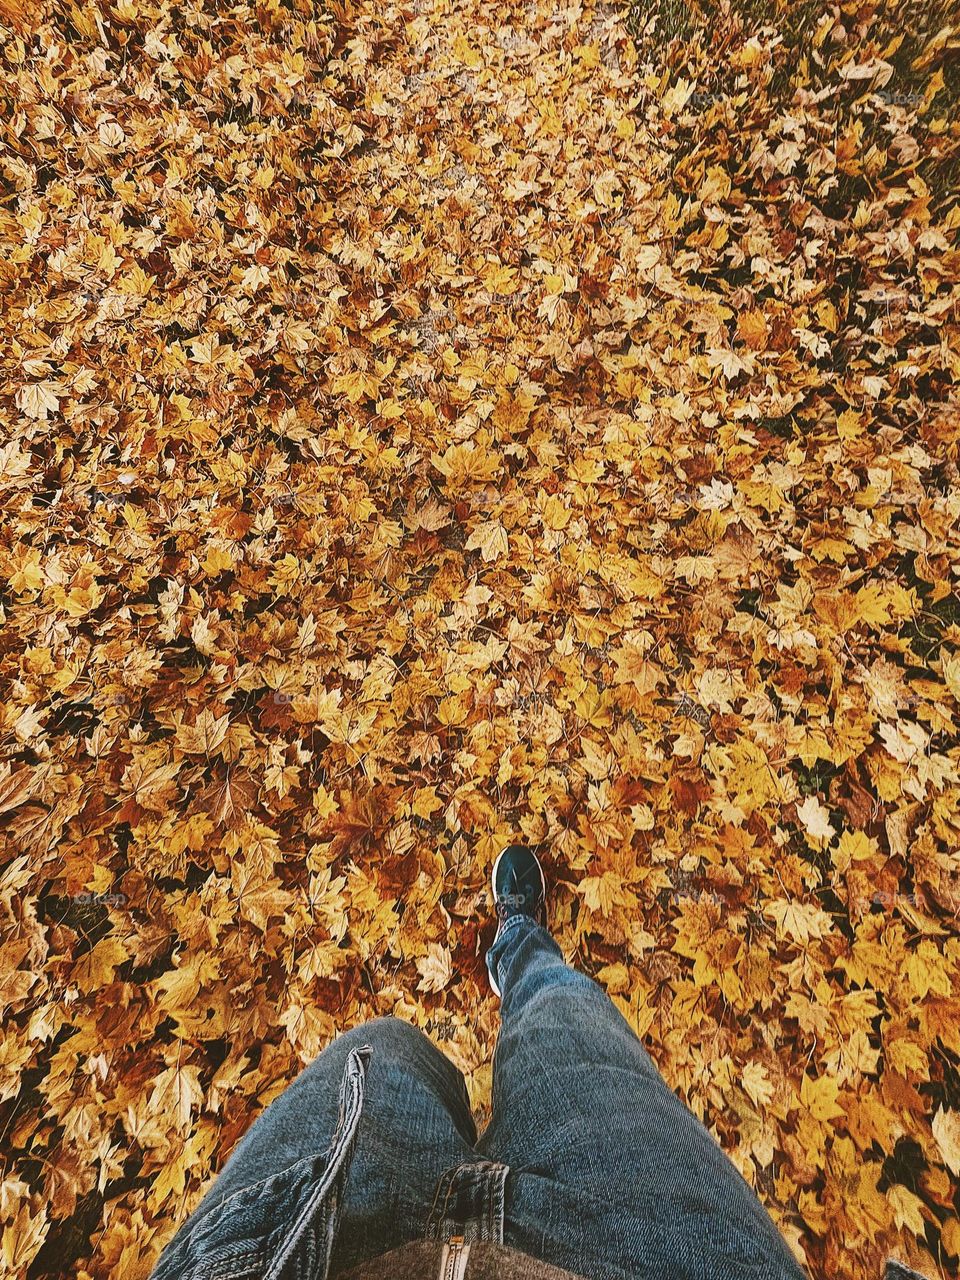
left=479, top=915, right=807, bottom=1280
left=328, top=1017, right=478, bottom=1274
left=152, top=1016, right=477, bottom=1279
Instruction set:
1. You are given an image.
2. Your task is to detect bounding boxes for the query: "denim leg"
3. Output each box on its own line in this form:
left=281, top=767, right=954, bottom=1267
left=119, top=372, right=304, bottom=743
left=326, top=1017, right=478, bottom=1274
left=157, top=1017, right=477, bottom=1279
left=478, top=917, right=807, bottom=1280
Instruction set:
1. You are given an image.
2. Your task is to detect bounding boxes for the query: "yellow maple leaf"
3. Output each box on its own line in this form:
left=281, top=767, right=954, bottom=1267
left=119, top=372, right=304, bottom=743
left=800, top=1072, right=845, bottom=1121
left=175, top=708, right=231, bottom=756
left=741, top=1060, right=776, bottom=1107
left=767, top=899, right=834, bottom=943
left=483, top=263, right=519, bottom=295
left=493, top=391, right=535, bottom=434
left=202, top=545, right=236, bottom=576
left=148, top=1064, right=205, bottom=1133
left=0, top=1200, right=49, bottom=1273
left=411, top=786, right=443, bottom=820
left=451, top=34, right=481, bottom=67
left=416, top=943, right=452, bottom=993
left=540, top=495, right=572, bottom=530
left=796, top=794, right=836, bottom=843
left=736, top=308, right=768, bottom=350
left=578, top=870, right=633, bottom=917
left=16, top=381, right=60, bottom=420
left=833, top=829, right=877, bottom=871
left=836, top=408, right=864, bottom=439
left=887, top=1184, right=926, bottom=1235
left=465, top=519, right=508, bottom=562
left=932, top=1107, right=960, bottom=1174
left=940, top=652, right=960, bottom=702
left=7, top=548, right=44, bottom=595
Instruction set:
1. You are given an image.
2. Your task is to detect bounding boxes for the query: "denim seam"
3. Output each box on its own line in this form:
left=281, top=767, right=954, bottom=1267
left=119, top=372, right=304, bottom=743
left=203, top=1256, right=264, bottom=1280
left=199, top=1044, right=372, bottom=1232
left=494, top=1163, right=508, bottom=1244
left=187, top=1245, right=266, bottom=1280
left=262, top=1045, right=370, bottom=1280
left=426, top=1165, right=457, bottom=1240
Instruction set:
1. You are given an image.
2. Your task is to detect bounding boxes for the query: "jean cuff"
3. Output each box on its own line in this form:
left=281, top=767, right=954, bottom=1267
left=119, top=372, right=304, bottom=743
left=487, top=913, right=539, bottom=990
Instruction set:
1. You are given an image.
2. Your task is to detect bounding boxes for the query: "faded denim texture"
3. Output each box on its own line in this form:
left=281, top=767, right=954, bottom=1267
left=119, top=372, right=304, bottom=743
left=150, top=916, right=813, bottom=1280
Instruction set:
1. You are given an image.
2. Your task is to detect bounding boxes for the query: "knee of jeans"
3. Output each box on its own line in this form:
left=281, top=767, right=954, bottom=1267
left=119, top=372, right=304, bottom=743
left=339, top=1014, right=426, bottom=1053
left=518, top=969, right=633, bottom=1032
left=525, top=966, right=597, bottom=1003
left=341, top=1016, right=469, bottom=1094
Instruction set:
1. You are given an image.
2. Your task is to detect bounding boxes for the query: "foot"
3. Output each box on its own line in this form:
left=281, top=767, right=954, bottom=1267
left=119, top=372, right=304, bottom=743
left=488, top=844, right=547, bottom=997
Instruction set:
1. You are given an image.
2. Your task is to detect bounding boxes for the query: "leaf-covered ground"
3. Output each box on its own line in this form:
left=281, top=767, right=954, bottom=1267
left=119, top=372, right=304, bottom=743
left=1, top=0, right=959, bottom=1277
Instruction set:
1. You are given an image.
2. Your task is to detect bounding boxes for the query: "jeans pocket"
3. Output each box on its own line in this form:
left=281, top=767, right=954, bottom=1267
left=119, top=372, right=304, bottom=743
left=154, top=1045, right=371, bottom=1280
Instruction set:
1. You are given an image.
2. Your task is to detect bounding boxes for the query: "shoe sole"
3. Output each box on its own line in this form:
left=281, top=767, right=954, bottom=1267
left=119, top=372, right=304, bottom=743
left=488, top=847, right=547, bottom=998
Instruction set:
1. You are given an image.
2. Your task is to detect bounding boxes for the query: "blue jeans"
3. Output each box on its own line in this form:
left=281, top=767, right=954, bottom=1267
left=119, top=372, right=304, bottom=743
left=149, top=917, right=807, bottom=1280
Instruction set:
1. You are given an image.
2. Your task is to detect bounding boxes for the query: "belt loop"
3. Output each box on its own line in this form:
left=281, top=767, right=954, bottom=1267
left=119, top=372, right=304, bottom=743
left=427, top=1159, right=510, bottom=1244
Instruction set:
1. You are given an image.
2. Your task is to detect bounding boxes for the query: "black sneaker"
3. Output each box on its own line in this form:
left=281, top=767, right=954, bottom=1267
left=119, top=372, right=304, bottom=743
left=488, top=844, right=547, bottom=996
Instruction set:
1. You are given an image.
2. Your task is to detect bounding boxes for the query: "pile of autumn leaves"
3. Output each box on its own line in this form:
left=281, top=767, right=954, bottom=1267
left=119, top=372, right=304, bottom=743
left=619, top=1, right=960, bottom=1271
left=0, top=0, right=959, bottom=1278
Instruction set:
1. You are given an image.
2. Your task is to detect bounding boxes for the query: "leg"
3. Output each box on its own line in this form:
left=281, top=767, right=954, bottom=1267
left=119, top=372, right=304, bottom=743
left=328, top=1017, right=478, bottom=1274
left=159, top=1017, right=477, bottom=1278
left=479, top=916, right=807, bottom=1280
